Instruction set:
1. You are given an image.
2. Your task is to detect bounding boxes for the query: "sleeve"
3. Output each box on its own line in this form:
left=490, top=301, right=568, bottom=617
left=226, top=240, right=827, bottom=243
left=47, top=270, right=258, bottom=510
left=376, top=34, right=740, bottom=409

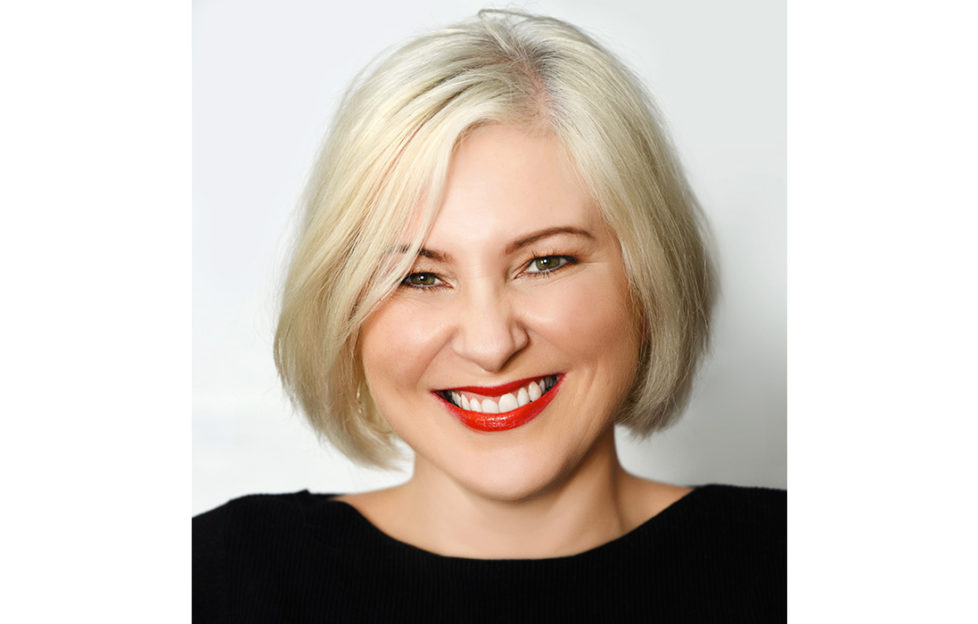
left=193, top=504, right=230, bottom=623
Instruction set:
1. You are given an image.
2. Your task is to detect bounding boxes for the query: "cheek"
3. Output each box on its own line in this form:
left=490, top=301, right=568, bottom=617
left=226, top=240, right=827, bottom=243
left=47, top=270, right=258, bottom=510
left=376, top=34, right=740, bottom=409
left=523, top=273, right=639, bottom=368
left=360, top=298, right=448, bottom=399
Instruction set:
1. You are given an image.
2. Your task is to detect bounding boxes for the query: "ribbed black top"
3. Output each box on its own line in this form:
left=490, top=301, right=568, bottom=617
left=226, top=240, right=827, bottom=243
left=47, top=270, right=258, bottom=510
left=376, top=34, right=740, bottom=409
left=193, top=485, right=785, bottom=622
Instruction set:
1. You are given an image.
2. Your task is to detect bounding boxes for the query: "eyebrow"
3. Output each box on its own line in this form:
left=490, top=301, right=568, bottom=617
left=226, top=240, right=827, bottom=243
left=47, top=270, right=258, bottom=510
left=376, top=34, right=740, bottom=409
left=394, top=226, right=595, bottom=263
left=505, top=226, right=595, bottom=254
left=394, top=245, right=452, bottom=263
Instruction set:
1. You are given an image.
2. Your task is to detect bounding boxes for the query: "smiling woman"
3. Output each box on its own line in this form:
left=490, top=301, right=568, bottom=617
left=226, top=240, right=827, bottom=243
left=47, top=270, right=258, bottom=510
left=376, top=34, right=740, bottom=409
left=194, top=9, right=785, bottom=621
left=356, top=126, right=645, bottom=527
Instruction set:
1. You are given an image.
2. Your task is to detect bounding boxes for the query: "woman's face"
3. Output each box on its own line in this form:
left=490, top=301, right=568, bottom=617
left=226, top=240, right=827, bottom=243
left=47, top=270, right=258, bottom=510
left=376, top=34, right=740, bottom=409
left=359, top=124, right=641, bottom=502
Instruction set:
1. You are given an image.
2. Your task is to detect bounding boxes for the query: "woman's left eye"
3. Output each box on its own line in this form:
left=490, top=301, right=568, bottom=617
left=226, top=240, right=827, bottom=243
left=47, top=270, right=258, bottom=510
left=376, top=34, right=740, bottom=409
left=525, top=255, right=573, bottom=274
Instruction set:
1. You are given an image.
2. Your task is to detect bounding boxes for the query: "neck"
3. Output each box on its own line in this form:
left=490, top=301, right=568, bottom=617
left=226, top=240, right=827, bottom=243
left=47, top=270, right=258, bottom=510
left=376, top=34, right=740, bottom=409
left=395, top=427, right=642, bottom=559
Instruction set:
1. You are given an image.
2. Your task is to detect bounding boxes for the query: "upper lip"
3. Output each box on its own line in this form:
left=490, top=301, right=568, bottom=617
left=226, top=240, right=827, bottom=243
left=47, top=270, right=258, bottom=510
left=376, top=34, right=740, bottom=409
left=435, top=374, right=561, bottom=398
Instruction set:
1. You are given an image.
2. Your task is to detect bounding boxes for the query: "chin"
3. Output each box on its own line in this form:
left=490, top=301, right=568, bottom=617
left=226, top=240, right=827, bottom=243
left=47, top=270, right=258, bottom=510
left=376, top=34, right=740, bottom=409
left=447, top=448, right=572, bottom=504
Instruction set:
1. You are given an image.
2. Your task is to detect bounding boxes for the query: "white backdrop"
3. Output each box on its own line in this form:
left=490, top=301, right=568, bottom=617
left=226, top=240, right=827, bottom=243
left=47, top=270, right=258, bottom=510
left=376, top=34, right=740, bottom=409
left=193, top=0, right=785, bottom=515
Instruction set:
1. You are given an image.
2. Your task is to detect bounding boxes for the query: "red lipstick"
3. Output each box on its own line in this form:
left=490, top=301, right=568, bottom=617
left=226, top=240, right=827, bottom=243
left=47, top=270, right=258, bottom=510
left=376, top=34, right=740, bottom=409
left=434, top=375, right=564, bottom=432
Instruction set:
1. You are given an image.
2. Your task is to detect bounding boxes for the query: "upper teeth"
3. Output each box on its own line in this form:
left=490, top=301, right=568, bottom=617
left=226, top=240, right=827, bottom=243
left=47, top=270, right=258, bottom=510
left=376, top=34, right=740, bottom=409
left=447, top=375, right=557, bottom=413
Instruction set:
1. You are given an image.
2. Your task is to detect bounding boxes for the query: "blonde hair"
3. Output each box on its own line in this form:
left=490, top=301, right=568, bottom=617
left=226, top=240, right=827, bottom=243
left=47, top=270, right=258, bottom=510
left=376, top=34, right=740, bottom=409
left=274, top=10, right=715, bottom=466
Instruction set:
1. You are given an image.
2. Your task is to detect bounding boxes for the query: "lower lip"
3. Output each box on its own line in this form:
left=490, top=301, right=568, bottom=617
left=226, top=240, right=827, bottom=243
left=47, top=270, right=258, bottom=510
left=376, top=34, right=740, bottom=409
left=435, top=376, right=564, bottom=432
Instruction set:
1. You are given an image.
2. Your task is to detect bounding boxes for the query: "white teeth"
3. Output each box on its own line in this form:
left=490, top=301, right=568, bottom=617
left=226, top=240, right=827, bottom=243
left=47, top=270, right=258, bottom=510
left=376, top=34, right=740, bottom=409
left=447, top=375, right=558, bottom=412
left=498, top=392, right=518, bottom=412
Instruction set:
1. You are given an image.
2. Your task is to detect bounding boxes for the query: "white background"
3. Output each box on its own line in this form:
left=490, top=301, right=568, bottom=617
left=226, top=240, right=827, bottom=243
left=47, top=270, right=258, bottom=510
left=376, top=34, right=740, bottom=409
left=4, top=1, right=977, bottom=621
left=192, top=0, right=786, bottom=515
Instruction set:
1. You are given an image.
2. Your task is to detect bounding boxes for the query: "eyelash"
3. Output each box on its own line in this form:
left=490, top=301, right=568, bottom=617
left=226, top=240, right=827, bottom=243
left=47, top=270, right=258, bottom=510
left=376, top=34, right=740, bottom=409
left=399, top=254, right=578, bottom=291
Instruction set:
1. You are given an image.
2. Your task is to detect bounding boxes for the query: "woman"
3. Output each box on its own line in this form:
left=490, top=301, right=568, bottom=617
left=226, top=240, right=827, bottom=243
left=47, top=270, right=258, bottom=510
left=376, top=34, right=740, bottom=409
left=194, top=10, right=785, bottom=621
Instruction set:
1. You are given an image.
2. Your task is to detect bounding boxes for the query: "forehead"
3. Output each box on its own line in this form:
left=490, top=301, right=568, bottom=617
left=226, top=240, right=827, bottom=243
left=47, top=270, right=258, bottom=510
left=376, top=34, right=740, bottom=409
left=421, top=124, right=605, bottom=245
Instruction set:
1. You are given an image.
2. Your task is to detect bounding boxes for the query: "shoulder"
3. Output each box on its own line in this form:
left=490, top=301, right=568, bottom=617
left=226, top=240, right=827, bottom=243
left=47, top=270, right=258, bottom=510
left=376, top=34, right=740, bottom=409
left=633, top=484, right=786, bottom=577
left=688, top=483, right=786, bottom=516
left=639, top=485, right=786, bottom=620
left=194, top=491, right=320, bottom=528
left=670, top=484, right=786, bottom=580
left=193, top=490, right=350, bottom=552
left=678, top=483, right=786, bottom=538
left=193, top=491, right=346, bottom=621
left=195, top=492, right=307, bottom=549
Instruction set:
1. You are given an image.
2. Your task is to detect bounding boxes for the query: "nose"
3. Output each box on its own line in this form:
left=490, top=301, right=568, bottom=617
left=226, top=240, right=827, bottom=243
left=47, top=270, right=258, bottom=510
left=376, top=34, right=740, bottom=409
left=450, top=286, right=529, bottom=373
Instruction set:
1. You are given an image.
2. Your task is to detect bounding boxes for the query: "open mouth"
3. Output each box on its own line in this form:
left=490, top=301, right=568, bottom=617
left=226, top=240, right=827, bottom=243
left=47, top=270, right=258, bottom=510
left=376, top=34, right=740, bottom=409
left=433, top=374, right=563, bottom=432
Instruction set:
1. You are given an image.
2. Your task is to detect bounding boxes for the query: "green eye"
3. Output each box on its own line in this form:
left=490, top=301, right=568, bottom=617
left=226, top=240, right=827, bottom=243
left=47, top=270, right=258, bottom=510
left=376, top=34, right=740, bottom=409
left=402, top=272, right=441, bottom=288
left=527, top=256, right=570, bottom=273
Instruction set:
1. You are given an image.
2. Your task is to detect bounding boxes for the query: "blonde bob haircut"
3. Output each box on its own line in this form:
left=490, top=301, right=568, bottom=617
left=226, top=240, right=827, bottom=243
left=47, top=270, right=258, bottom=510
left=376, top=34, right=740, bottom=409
left=275, top=10, right=715, bottom=467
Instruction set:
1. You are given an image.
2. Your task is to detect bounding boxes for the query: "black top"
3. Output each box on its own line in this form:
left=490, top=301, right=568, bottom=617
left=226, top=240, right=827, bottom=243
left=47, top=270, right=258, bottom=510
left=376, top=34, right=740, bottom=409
left=193, top=485, right=786, bottom=622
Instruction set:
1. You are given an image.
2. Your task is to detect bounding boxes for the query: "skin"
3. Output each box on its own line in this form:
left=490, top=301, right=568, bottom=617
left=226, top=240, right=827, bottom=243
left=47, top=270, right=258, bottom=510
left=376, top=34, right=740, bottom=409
left=339, top=124, right=690, bottom=559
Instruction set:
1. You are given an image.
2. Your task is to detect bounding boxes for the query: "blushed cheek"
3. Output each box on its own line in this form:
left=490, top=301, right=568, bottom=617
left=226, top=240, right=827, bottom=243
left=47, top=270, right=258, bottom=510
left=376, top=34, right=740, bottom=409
left=536, top=277, right=636, bottom=351
left=360, top=300, right=448, bottom=400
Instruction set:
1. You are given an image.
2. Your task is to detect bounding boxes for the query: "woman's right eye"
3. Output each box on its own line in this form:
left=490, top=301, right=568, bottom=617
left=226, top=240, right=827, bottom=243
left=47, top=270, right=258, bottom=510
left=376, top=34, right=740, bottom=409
left=401, top=272, right=443, bottom=289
